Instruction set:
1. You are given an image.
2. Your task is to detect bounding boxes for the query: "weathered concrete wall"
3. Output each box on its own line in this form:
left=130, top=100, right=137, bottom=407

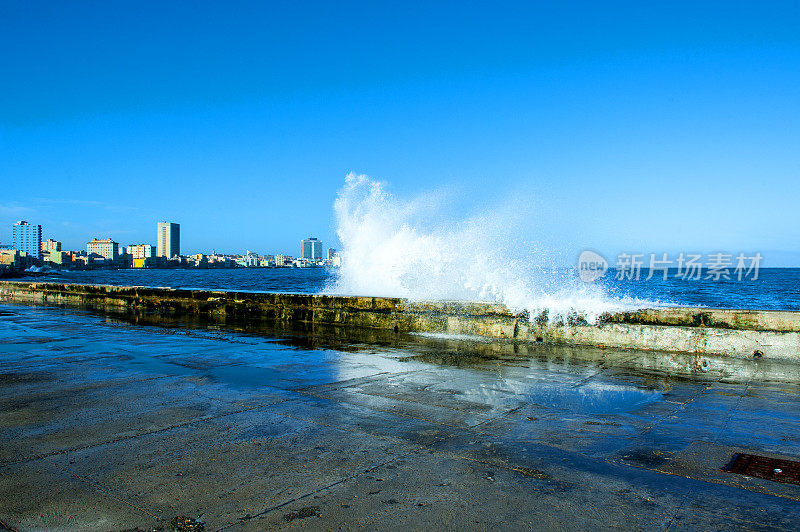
left=1, top=281, right=798, bottom=362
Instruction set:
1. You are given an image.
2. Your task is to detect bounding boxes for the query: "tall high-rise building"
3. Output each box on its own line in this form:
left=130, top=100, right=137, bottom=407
left=157, top=222, right=180, bottom=258
left=301, top=237, right=323, bottom=260
left=11, top=221, right=42, bottom=259
left=327, top=248, right=336, bottom=260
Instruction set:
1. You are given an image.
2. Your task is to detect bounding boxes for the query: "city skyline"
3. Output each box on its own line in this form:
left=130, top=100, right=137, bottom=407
left=1, top=216, right=335, bottom=272
left=2, top=2, right=799, bottom=265
left=0, top=218, right=324, bottom=259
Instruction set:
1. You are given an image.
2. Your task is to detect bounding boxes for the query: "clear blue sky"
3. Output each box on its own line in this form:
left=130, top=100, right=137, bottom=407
left=1, top=1, right=798, bottom=263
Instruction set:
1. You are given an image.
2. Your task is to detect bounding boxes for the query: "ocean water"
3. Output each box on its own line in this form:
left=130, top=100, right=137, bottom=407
left=597, top=267, right=800, bottom=311
left=13, top=266, right=800, bottom=311
left=12, top=174, right=797, bottom=318
left=16, top=267, right=331, bottom=294
left=324, top=174, right=800, bottom=318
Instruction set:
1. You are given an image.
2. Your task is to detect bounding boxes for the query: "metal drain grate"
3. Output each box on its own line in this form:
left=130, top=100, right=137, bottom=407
left=723, top=453, right=800, bottom=485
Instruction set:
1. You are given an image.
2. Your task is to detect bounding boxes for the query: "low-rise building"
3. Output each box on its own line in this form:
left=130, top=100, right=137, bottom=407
left=41, top=239, right=62, bottom=254
left=275, top=254, right=292, bottom=267
left=71, top=253, right=91, bottom=269
left=187, top=254, right=209, bottom=268
left=126, top=244, right=155, bottom=260
left=0, top=249, right=21, bottom=269
left=45, top=251, right=71, bottom=267
left=0, top=249, right=35, bottom=270
left=244, top=251, right=260, bottom=267
left=131, top=257, right=152, bottom=268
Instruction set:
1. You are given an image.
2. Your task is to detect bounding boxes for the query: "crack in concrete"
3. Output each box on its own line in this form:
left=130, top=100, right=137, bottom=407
left=214, top=454, right=409, bottom=531
left=42, top=455, right=163, bottom=524
left=0, top=396, right=300, bottom=466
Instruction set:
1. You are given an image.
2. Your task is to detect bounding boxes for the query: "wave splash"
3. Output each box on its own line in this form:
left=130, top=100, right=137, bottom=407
left=325, top=173, right=648, bottom=323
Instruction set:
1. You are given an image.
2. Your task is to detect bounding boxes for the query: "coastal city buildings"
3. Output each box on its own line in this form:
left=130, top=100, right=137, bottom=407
left=0, top=249, right=18, bottom=266
left=41, top=239, right=61, bottom=254
left=11, top=221, right=42, bottom=260
left=45, top=250, right=71, bottom=267
left=40, top=239, right=65, bottom=266
left=1, top=217, right=335, bottom=274
left=126, top=244, right=155, bottom=259
left=301, top=237, right=323, bottom=260
left=0, top=249, right=32, bottom=270
left=157, top=222, right=180, bottom=258
left=86, top=238, right=120, bottom=261
left=127, top=244, right=156, bottom=268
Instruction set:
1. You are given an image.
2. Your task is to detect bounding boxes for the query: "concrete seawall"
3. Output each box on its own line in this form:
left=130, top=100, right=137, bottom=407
left=1, top=281, right=798, bottom=362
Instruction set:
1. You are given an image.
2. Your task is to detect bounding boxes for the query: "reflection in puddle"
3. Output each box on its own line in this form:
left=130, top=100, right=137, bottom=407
left=522, top=381, right=662, bottom=415
left=3, top=302, right=800, bottom=418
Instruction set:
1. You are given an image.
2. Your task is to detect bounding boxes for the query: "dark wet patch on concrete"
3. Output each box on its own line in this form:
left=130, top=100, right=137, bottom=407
left=617, top=448, right=673, bottom=468
left=282, top=506, right=320, bottom=521
left=169, top=515, right=205, bottom=531
left=512, top=466, right=551, bottom=479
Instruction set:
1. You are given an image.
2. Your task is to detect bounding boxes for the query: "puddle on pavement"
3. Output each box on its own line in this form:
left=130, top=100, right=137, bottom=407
left=521, top=381, right=662, bottom=415
left=2, top=304, right=799, bottom=418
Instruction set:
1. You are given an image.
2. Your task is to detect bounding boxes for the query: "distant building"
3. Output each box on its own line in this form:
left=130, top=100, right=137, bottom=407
left=187, top=253, right=209, bottom=268
left=244, top=250, right=260, bottom=267
left=1, top=249, right=36, bottom=270
left=11, top=221, right=42, bottom=260
left=157, top=222, right=180, bottom=258
left=275, top=254, right=292, bottom=267
left=87, top=238, right=119, bottom=260
left=301, top=237, right=323, bottom=260
left=127, top=244, right=155, bottom=259
left=41, top=239, right=61, bottom=254
left=327, top=247, right=336, bottom=260
left=45, top=251, right=71, bottom=267
left=0, top=249, right=21, bottom=269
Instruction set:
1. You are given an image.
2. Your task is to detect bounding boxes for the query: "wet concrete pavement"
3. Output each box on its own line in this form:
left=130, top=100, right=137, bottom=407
left=1, top=305, right=800, bottom=530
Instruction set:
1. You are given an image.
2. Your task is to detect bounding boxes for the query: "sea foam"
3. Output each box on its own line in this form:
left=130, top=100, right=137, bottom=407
left=325, top=173, right=650, bottom=323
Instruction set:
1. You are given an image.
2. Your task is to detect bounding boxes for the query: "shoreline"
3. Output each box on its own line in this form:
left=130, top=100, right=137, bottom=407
left=1, top=280, right=798, bottom=362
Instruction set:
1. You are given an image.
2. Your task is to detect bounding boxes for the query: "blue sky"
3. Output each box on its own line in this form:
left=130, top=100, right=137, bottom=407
left=1, top=1, right=799, bottom=263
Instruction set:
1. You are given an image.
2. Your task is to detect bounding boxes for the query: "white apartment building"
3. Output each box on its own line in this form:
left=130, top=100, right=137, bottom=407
left=86, top=238, right=120, bottom=260
left=126, top=244, right=155, bottom=259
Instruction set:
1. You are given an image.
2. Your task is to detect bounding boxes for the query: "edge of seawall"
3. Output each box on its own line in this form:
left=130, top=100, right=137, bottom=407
left=0, top=280, right=798, bottom=362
